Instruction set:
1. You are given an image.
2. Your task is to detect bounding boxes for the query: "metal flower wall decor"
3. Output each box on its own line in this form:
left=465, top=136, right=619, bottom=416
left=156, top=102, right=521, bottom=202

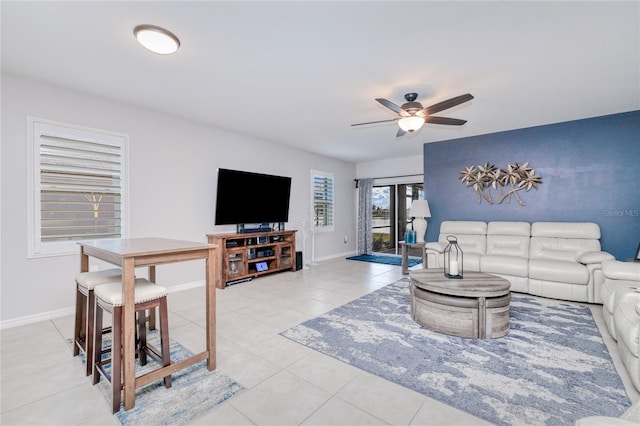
left=459, top=162, right=542, bottom=206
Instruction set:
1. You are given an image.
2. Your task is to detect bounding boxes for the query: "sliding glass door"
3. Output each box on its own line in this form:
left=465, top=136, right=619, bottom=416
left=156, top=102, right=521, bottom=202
left=372, top=182, right=424, bottom=255
left=372, top=186, right=394, bottom=253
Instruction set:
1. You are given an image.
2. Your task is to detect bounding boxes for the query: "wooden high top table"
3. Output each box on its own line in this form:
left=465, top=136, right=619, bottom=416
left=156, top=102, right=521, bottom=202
left=78, top=238, right=218, bottom=411
left=409, top=269, right=511, bottom=339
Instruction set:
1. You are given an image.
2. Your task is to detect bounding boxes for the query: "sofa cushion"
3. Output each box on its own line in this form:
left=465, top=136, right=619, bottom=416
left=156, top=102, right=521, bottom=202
left=431, top=251, right=482, bottom=271
left=486, top=220, right=530, bottom=258
left=487, top=221, right=531, bottom=237
left=529, top=259, right=589, bottom=285
left=481, top=255, right=528, bottom=277
left=486, top=234, right=530, bottom=257
left=483, top=222, right=529, bottom=278
left=461, top=253, right=482, bottom=272
left=437, top=221, right=487, bottom=255
left=440, top=220, right=487, bottom=235
left=531, top=222, right=601, bottom=239
left=529, top=237, right=601, bottom=261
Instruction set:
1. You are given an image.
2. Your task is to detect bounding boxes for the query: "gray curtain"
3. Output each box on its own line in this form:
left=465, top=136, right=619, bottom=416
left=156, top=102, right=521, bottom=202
left=357, top=178, right=373, bottom=254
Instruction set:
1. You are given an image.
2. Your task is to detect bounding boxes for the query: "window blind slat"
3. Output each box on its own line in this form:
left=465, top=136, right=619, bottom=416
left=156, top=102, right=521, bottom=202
left=40, top=131, right=123, bottom=150
left=35, top=121, right=125, bottom=243
left=312, top=172, right=334, bottom=229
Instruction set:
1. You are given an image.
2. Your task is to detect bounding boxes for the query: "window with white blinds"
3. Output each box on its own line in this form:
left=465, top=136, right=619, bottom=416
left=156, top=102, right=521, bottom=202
left=311, top=170, right=334, bottom=232
left=28, top=118, right=129, bottom=257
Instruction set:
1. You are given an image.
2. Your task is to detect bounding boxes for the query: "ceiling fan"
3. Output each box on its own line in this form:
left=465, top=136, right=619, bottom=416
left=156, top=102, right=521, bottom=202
left=351, top=92, right=474, bottom=137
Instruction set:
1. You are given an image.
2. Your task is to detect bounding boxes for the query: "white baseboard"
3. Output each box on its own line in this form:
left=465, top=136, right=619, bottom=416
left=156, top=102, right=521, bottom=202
left=167, top=279, right=205, bottom=292
left=308, top=250, right=357, bottom=263
left=0, top=307, right=75, bottom=330
left=0, top=280, right=206, bottom=330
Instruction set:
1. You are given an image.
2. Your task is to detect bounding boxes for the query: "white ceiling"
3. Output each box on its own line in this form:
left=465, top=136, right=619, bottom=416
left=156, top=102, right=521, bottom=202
left=2, top=1, right=639, bottom=163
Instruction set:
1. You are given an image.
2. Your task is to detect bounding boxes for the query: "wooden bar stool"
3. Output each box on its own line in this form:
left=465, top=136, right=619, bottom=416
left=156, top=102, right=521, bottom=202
left=73, top=269, right=122, bottom=376
left=93, top=278, right=172, bottom=413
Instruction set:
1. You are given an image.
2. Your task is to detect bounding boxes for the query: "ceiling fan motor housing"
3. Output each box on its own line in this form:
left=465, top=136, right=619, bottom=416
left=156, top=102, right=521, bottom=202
left=401, top=93, right=424, bottom=116
left=401, top=102, right=425, bottom=116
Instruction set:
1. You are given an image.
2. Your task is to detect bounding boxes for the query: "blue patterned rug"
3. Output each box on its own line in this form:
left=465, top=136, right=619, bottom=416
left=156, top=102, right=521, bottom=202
left=281, top=279, right=631, bottom=426
left=347, top=254, right=422, bottom=267
left=71, top=334, right=243, bottom=425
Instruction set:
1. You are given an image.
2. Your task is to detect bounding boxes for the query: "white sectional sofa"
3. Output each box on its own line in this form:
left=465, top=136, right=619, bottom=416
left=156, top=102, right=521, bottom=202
left=425, top=221, right=615, bottom=303
left=599, top=260, right=640, bottom=392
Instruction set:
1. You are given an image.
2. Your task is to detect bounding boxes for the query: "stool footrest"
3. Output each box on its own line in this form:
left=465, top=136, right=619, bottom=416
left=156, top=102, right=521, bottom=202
left=135, top=351, right=207, bottom=388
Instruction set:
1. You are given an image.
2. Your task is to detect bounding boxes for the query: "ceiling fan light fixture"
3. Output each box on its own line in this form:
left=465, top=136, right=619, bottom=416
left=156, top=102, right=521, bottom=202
left=398, top=115, right=425, bottom=132
left=134, top=24, right=180, bottom=55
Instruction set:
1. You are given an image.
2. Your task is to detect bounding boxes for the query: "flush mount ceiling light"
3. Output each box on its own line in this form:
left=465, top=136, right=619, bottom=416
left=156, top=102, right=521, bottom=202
left=133, top=24, right=180, bottom=55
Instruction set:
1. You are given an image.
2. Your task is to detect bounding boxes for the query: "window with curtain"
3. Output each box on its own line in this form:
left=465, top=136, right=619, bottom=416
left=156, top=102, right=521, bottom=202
left=311, top=170, right=334, bottom=232
left=28, top=117, right=129, bottom=257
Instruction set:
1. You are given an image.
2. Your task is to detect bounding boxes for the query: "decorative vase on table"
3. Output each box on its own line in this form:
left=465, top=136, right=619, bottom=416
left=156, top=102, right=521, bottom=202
left=409, top=200, right=431, bottom=243
left=404, top=229, right=416, bottom=244
left=444, top=235, right=463, bottom=279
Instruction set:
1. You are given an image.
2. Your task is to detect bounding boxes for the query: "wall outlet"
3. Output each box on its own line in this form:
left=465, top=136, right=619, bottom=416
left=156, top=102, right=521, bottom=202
left=344, top=235, right=348, bottom=243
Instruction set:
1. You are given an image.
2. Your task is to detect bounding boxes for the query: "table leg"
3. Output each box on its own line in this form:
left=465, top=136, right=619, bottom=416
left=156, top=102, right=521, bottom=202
left=80, top=247, right=89, bottom=273
left=421, top=246, right=427, bottom=269
left=122, top=258, right=136, bottom=410
left=402, top=244, right=409, bottom=275
left=478, top=297, right=486, bottom=339
left=214, top=244, right=224, bottom=290
left=148, top=266, right=157, bottom=331
left=206, top=247, right=217, bottom=371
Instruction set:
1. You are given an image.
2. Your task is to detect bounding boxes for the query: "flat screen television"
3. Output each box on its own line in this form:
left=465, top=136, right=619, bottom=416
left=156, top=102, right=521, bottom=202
left=214, top=168, right=292, bottom=226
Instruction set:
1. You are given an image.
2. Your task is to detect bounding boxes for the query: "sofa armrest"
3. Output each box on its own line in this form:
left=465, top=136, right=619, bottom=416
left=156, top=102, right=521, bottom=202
left=602, top=260, right=640, bottom=281
left=425, top=241, right=447, bottom=253
left=578, top=251, right=615, bottom=265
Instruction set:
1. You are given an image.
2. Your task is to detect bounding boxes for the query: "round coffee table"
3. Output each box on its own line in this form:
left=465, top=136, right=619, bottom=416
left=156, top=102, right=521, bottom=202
left=409, top=269, right=511, bottom=339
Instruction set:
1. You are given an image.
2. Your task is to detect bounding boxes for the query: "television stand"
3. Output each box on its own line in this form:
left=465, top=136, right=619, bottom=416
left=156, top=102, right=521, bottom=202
left=207, top=230, right=297, bottom=288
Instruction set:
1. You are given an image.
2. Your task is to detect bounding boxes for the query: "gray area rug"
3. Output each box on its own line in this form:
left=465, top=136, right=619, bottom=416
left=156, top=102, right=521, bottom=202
left=281, top=278, right=631, bottom=425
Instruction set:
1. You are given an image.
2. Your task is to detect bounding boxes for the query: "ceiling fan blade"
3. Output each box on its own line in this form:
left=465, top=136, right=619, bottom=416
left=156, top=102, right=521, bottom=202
left=396, top=128, right=407, bottom=137
left=375, top=98, right=407, bottom=115
left=351, top=118, right=399, bottom=127
left=424, top=94, right=474, bottom=115
left=425, top=116, right=468, bottom=126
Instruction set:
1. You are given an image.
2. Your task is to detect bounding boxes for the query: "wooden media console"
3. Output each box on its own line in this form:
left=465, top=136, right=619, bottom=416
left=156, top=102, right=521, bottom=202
left=207, top=230, right=296, bottom=288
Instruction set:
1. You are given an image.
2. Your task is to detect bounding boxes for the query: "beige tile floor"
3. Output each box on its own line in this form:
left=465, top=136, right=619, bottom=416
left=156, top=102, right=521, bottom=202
left=1, top=258, right=637, bottom=425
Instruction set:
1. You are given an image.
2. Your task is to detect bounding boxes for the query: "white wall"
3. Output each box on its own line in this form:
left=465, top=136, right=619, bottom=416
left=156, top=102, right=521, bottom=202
left=356, top=155, right=423, bottom=181
left=0, top=73, right=357, bottom=325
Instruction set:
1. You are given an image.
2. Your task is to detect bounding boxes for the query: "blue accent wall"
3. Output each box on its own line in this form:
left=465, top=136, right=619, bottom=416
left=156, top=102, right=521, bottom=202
left=423, top=110, right=640, bottom=260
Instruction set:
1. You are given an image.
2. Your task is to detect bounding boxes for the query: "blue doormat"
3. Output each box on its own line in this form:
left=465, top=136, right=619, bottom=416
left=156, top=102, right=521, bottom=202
left=346, top=254, right=422, bottom=267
